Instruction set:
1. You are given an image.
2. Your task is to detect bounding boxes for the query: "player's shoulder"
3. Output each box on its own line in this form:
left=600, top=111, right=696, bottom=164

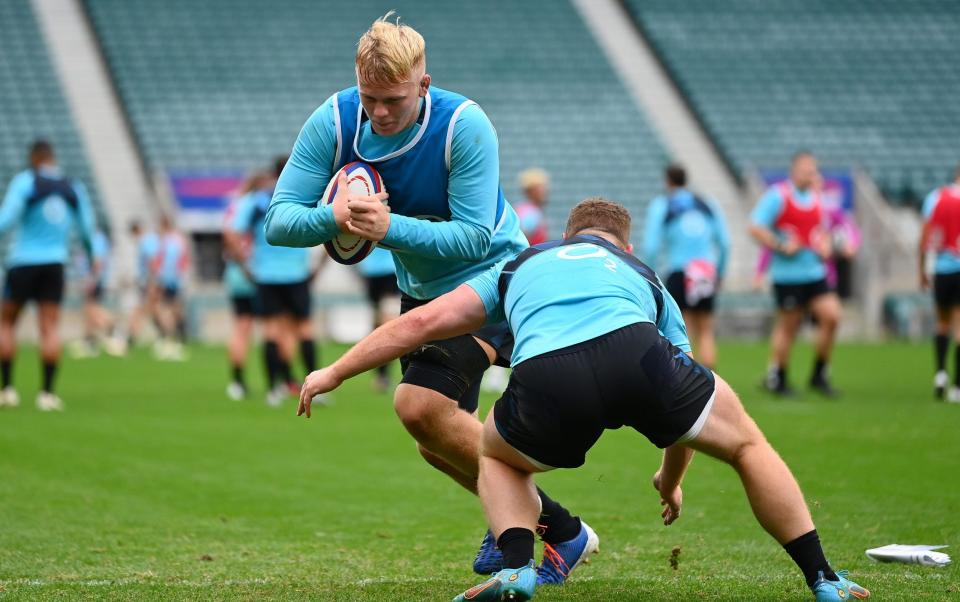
left=7, top=169, right=35, bottom=192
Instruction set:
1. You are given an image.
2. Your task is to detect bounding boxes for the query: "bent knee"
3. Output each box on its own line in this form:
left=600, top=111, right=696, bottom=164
left=394, top=385, right=450, bottom=438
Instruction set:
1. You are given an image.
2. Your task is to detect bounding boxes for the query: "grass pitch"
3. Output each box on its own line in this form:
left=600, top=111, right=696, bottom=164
left=0, top=340, right=958, bottom=600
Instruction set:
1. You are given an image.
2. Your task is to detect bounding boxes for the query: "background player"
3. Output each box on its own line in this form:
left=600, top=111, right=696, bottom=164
left=298, top=198, right=870, bottom=602
left=230, top=157, right=318, bottom=406
left=151, top=214, right=190, bottom=361
left=643, top=164, right=729, bottom=369
left=0, top=140, right=95, bottom=411
left=265, top=14, right=592, bottom=581
left=513, top=168, right=550, bottom=246
left=919, top=163, right=960, bottom=401
left=223, top=173, right=263, bottom=400
left=749, top=152, right=841, bottom=397
left=70, top=226, right=121, bottom=358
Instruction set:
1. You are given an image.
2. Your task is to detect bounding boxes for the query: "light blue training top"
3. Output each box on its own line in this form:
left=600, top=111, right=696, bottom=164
left=922, top=186, right=960, bottom=275
left=750, top=183, right=827, bottom=284
left=0, top=167, right=95, bottom=267
left=355, top=246, right=396, bottom=278
left=232, top=189, right=311, bottom=284
left=466, top=236, right=690, bottom=366
left=643, top=189, right=730, bottom=277
left=265, top=86, right=527, bottom=299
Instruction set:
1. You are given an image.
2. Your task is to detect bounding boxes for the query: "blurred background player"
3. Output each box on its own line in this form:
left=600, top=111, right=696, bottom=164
left=222, top=173, right=262, bottom=401
left=230, top=156, right=319, bottom=406
left=125, top=219, right=160, bottom=350
left=643, top=164, right=729, bottom=369
left=151, top=214, right=190, bottom=361
left=482, top=167, right=553, bottom=392
left=0, top=140, right=95, bottom=411
left=919, top=163, right=960, bottom=401
left=265, top=14, right=590, bottom=581
left=749, top=152, right=841, bottom=397
left=354, top=246, right=400, bottom=393
left=70, top=225, right=122, bottom=358
left=514, top=168, right=550, bottom=246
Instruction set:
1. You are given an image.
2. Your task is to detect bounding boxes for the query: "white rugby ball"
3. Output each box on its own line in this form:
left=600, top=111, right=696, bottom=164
left=321, top=161, right=386, bottom=265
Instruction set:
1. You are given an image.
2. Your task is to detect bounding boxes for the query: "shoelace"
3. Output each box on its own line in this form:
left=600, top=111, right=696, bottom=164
left=540, top=542, right=570, bottom=578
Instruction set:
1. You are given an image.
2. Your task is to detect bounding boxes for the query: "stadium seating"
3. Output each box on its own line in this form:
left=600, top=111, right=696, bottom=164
left=0, top=0, right=100, bottom=215
left=83, top=0, right=669, bottom=240
left=623, top=0, right=960, bottom=207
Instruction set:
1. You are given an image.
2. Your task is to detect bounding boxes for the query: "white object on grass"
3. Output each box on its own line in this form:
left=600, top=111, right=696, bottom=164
left=865, top=544, right=951, bottom=567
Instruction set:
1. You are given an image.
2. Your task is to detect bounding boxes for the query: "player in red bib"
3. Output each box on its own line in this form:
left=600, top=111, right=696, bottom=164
left=749, top=152, right=841, bottom=397
left=919, top=163, right=960, bottom=401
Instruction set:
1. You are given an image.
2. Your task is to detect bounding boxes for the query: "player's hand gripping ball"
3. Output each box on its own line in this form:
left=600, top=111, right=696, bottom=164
left=321, top=161, right=387, bottom=264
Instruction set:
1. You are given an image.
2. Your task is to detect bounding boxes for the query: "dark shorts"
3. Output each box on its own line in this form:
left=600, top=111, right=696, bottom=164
left=773, top=278, right=831, bottom=311
left=231, top=295, right=255, bottom=317
left=255, top=280, right=311, bottom=319
left=3, top=263, right=65, bottom=304
left=399, top=293, right=514, bottom=413
left=933, top=272, right=960, bottom=311
left=161, top=284, right=181, bottom=302
left=666, top=271, right=715, bottom=313
left=364, top=274, right=400, bottom=306
left=493, top=322, right=716, bottom=469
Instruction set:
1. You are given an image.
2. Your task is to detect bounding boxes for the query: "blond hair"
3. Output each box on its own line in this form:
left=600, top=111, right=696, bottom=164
left=356, top=12, right=426, bottom=86
left=564, top=197, right=632, bottom=247
left=519, top=168, right=550, bottom=191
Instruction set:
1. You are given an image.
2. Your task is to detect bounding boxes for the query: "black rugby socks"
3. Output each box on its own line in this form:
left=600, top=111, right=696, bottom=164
left=42, top=361, right=57, bottom=394
left=536, top=487, right=581, bottom=544
left=935, top=333, right=949, bottom=372
left=783, top=529, right=837, bottom=587
left=1, top=359, right=11, bottom=388
left=263, top=341, right=281, bottom=388
left=300, top=339, right=317, bottom=374
left=497, top=527, right=535, bottom=569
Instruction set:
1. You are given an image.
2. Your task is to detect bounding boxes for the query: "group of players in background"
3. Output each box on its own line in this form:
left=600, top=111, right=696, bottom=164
left=4, top=13, right=960, bottom=601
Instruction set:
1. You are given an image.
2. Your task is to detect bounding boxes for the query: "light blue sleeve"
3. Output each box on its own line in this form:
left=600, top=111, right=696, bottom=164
left=922, top=189, right=940, bottom=219
left=656, top=282, right=691, bottom=353
left=519, top=209, right=542, bottom=235
left=750, top=187, right=785, bottom=228
left=230, top=195, right=255, bottom=234
left=463, top=258, right=507, bottom=325
left=0, top=173, right=31, bottom=234
left=710, top=200, right=731, bottom=278
left=641, top=196, right=666, bottom=267
left=264, top=95, right=340, bottom=247
left=73, top=181, right=96, bottom=257
left=381, top=103, right=499, bottom=261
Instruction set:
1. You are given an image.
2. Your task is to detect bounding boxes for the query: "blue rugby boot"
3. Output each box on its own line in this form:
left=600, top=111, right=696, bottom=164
left=453, top=560, right=537, bottom=602
left=536, top=520, right=599, bottom=585
left=812, top=570, right=870, bottom=601
left=473, top=529, right=504, bottom=575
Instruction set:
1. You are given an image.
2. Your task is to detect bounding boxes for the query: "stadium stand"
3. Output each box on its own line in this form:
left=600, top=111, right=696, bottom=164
left=0, top=0, right=101, bottom=215
left=83, top=0, right=669, bottom=241
left=623, top=0, right=960, bottom=207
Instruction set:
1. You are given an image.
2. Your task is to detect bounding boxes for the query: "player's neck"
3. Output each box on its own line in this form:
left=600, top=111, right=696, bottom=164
left=571, top=229, right=626, bottom=250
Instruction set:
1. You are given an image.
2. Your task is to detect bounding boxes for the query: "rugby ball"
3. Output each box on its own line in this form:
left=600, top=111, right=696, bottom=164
left=321, top=162, right=387, bottom=265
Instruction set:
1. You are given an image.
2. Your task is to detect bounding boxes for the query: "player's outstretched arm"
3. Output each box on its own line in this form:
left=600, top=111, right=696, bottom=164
left=297, top=284, right=488, bottom=417
left=654, top=444, right=695, bottom=526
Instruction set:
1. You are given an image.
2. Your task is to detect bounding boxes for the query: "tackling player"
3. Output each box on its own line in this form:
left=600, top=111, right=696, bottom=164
left=265, top=14, right=593, bottom=581
left=299, top=198, right=870, bottom=602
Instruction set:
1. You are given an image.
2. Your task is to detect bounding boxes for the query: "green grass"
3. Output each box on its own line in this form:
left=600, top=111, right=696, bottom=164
left=0, top=340, right=958, bottom=600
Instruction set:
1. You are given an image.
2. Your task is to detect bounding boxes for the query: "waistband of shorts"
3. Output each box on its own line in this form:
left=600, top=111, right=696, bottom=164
left=521, top=322, right=656, bottom=363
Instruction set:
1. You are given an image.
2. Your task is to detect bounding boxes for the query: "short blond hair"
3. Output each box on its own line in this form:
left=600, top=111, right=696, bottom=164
left=519, top=168, right=550, bottom=191
left=356, top=12, right=426, bottom=86
left=564, top=197, right=631, bottom=247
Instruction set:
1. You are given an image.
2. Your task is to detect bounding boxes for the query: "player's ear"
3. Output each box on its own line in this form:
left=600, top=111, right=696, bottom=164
left=626, top=243, right=634, bottom=254
left=419, top=74, right=431, bottom=96
left=561, top=230, right=569, bottom=240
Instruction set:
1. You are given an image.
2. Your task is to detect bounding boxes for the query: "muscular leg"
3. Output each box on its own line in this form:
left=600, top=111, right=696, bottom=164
left=682, top=374, right=845, bottom=588
left=686, top=376, right=813, bottom=542
left=478, top=411, right=543, bottom=537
